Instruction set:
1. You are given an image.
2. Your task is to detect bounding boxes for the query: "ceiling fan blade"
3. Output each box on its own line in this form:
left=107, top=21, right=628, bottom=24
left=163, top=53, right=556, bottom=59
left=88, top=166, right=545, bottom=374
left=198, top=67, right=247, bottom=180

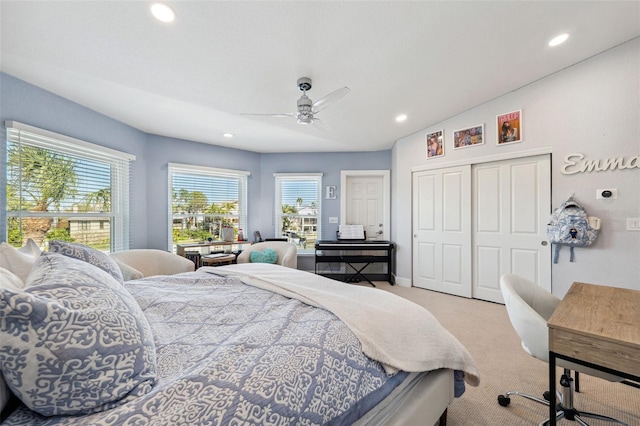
left=311, top=117, right=330, bottom=131
left=240, top=113, right=296, bottom=118
left=312, top=86, right=350, bottom=113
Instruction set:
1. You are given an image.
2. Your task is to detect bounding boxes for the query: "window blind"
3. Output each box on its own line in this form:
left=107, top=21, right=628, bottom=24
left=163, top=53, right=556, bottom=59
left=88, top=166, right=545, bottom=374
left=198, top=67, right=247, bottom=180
left=4, top=121, right=135, bottom=252
left=168, top=163, right=249, bottom=251
left=274, top=173, right=322, bottom=251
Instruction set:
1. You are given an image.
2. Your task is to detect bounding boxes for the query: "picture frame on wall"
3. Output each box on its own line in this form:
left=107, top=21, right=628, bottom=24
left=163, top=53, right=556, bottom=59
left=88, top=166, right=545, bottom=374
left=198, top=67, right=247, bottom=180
left=453, top=124, right=484, bottom=149
left=426, top=130, right=444, bottom=159
left=497, top=110, right=522, bottom=145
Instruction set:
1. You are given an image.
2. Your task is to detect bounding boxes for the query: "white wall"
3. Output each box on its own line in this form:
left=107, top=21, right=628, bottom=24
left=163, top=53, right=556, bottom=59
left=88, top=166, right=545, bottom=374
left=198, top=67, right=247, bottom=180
left=392, top=38, right=640, bottom=297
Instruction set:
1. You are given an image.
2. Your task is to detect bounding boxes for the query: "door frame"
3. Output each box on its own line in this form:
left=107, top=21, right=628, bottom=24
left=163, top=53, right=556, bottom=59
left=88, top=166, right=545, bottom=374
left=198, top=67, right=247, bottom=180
left=412, top=147, right=552, bottom=173
left=340, top=170, right=390, bottom=239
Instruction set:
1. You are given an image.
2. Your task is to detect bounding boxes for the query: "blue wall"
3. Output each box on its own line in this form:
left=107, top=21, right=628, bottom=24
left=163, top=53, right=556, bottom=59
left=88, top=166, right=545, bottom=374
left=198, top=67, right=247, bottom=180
left=0, top=73, right=392, bottom=249
left=0, top=73, right=149, bottom=247
left=144, top=134, right=261, bottom=249
left=259, top=152, right=390, bottom=240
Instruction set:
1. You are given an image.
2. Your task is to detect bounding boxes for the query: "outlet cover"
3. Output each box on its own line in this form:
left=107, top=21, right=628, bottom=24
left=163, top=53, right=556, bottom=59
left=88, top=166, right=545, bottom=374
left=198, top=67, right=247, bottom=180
left=627, top=218, right=640, bottom=231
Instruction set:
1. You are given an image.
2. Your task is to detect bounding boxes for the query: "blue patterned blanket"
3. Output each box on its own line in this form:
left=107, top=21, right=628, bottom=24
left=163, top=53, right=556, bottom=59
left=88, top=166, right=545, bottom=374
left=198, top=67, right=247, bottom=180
left=3, top=271, right=409, bottom=425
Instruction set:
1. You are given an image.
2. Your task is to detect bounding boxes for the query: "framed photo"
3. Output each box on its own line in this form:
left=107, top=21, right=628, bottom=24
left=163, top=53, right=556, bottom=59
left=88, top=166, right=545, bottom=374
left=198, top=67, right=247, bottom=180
left=497, top=110, right=522, bottom=145
left=426, top=130, right=444, bottom=159
left=453, top=124, right=484, bottom=149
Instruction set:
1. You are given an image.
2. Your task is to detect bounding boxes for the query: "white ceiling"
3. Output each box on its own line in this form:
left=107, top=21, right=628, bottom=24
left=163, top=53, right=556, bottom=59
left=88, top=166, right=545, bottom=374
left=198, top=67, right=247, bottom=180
left=1, top=1, right=639, bottom=153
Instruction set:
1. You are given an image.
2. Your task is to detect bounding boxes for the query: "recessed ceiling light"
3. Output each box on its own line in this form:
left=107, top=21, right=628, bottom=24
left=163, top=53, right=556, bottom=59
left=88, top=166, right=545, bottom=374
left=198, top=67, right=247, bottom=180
left=223, top=133, right=234, bottom=138
left=548, top=33, right=569, bottom=47
left=395, top=114, right=407, bottom=122
left=151, top=3, right=176, bottom=23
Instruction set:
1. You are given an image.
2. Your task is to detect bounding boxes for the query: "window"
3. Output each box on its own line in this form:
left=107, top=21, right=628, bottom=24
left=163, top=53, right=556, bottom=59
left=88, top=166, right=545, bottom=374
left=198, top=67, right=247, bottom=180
left=5, top=121, right=134, bottom=252
left=274, top=173, right=322, bottom=252
left=168, top=163, right=249, bottom=252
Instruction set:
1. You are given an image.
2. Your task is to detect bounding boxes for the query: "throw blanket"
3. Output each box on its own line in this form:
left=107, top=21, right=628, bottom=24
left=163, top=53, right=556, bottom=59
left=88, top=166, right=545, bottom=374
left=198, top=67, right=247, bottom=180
left=210, top=263, right=480, bottom=386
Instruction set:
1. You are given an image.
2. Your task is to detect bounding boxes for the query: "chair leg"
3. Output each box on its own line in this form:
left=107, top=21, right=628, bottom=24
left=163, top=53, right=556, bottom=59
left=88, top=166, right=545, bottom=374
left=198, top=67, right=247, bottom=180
left=505, top=390, right=550, bottom=406
left=558, top=370, right=628, bottom=426
left=539, top=410, right=565, bottom=426
left=505, top=369, right=628, bottom=426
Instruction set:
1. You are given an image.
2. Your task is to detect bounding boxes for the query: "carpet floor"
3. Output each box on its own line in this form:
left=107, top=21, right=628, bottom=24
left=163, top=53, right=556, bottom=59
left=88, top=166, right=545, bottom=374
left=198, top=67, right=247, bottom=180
left=371, top=281, right=640, bottom=426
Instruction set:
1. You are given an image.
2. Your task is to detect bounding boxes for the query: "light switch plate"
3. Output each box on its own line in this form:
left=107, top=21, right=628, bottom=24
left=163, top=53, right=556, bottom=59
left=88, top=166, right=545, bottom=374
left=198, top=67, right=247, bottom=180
left=329, top=217, right=338, bottom=224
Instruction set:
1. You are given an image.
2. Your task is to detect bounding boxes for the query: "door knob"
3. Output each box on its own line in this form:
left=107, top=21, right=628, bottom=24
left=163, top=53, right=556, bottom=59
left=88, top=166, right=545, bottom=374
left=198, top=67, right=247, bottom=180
left=541, top=241, right=548, bottom=246
left=377, top=230, right=383, bottom=235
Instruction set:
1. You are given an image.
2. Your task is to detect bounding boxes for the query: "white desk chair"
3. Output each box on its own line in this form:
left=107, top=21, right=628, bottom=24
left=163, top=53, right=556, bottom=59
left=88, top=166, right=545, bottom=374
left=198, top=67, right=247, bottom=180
left=498, top=274, right=626, bottom=426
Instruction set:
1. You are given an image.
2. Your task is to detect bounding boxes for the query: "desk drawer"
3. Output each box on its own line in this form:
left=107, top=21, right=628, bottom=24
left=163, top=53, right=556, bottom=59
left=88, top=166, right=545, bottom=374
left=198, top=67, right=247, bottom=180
left=550, top=328, right=640, bottom=378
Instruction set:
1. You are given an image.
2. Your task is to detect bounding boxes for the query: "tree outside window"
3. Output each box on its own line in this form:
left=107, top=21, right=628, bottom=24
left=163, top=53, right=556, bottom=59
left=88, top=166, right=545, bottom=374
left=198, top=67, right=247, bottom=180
left=5, top=123, right=132, bottom=252
left=168, top=164, right=249, bottom=252
left=275, top=174, right=322, bottom=252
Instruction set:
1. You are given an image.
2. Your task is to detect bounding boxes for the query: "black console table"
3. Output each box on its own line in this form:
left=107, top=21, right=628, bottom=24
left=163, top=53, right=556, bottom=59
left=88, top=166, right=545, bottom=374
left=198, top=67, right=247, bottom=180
left=314, top=240, right=395, bottom=286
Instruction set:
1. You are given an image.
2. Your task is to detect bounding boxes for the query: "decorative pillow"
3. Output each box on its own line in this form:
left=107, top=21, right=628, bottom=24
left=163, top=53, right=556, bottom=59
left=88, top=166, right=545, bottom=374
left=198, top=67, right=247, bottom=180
left=0, top=240, right=40, bottom=282
left=249, top=248, right=279, bottom=264
left=0, top=267, right=24, bottom=291
left=113, top=258, right=145, bottom=281
left=48, top=240, right=124, bottom=284
left=0, top=253, right=157, bottom=416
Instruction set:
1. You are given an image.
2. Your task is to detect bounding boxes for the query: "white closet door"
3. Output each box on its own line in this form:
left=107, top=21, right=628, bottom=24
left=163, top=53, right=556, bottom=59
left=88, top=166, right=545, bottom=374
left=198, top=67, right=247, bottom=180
left=412, top=165, right=472, bottom=297
left=472, top=154, right=551, bottom=303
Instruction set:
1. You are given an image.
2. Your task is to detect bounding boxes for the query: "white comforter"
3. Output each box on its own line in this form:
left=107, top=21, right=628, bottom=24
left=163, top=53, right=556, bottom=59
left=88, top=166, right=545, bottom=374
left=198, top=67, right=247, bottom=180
left=210, top=263, right=480, bottom=386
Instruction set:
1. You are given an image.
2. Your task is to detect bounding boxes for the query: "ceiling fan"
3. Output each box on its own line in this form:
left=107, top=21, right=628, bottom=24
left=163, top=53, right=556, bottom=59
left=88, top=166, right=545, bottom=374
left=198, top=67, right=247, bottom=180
left=243, top=77, right=350, bottom=129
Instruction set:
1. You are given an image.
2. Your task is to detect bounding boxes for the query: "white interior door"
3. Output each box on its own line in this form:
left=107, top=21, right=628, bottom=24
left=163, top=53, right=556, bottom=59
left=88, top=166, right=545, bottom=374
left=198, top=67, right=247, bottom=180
left=472, top=154, right=551, bottom=303
left=412, top=165, right=472, bottom=297
left=341, top=171, right=390, bottom=240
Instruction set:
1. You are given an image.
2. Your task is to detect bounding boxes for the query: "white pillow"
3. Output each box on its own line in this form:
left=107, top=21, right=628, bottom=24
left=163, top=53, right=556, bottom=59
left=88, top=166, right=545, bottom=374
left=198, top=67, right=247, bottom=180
left=19, top=238, right=42, bottom=259
left=0, top=240, right=41, bottom=282
left=0, top=267, right=24, bottom=291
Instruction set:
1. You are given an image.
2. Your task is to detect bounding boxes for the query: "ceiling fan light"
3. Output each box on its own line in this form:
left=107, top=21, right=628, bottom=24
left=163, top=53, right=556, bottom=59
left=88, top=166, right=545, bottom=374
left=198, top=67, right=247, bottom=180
left=297, top=116, right=313, bottom=125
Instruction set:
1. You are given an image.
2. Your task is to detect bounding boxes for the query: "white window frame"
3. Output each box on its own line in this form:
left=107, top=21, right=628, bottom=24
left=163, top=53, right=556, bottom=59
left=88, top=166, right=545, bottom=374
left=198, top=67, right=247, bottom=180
left=4, top=121, right=135, bottom=252
left=168, top=163, right=250, bottom=252
left=274, top=173, right=322, bottom=253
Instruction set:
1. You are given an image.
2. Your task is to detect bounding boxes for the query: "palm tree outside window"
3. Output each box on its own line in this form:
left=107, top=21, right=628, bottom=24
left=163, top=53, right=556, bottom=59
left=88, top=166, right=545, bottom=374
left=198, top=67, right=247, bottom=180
left=4, top=122, right=134, bottom=252
left=168, top=163, right=249, bottom=253
left=274, top=173, right=322, bottom=252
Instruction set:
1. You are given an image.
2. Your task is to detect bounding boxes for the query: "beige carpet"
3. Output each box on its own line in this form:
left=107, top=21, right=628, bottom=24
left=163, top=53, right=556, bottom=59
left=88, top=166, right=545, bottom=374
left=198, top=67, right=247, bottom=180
left=370, top=282, right=640, bottom=426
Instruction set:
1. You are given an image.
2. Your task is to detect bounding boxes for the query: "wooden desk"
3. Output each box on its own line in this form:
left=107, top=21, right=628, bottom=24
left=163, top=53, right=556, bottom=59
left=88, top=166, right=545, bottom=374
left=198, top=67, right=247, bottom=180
left=547, top=282, right=640, bottom=425
left=176, top=240, right=252, bottom=256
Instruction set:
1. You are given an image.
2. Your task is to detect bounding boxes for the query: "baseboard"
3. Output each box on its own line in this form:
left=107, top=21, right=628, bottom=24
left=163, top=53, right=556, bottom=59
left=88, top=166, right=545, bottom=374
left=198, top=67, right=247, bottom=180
left=394, top=275, right=412, bottom=288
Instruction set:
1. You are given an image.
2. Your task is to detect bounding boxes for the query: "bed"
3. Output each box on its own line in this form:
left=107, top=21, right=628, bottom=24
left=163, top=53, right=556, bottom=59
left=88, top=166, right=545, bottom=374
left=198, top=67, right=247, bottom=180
left=0, top=246, right=479, bottom=426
